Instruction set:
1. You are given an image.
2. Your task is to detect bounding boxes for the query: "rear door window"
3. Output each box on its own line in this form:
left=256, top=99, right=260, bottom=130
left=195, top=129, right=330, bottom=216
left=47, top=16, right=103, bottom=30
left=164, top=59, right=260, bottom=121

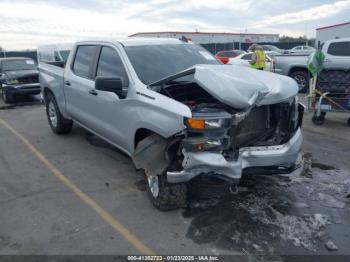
left=72, top=45, right=97, bottom=79
left=96, top=46, right=129, bottom=86
left=327, top=42, right=350, bottom=56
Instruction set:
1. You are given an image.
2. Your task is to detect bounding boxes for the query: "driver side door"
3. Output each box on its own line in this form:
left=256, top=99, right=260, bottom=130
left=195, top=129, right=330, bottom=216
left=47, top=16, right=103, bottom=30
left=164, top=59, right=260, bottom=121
left=87, top=45, right=131, bottom=152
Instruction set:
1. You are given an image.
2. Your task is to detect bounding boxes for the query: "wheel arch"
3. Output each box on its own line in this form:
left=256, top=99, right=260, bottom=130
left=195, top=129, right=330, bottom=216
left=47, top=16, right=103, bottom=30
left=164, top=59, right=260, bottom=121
left=134, top=128, right=164, bottom=149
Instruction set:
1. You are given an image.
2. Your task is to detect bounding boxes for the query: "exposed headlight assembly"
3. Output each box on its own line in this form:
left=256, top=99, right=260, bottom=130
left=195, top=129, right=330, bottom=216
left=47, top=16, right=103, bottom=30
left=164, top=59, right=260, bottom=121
left=7, top=79, right=19, bottom=85
left=184, top=113, right=232, bottom=152
left=185, top=116, right=231, bottom=130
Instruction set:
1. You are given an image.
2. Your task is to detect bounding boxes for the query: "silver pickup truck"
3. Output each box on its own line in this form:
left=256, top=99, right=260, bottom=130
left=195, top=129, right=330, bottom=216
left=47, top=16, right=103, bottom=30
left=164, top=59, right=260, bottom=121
left=38, top=38, right=304, bottom=210
left=274, top=38, right=350, bottom=92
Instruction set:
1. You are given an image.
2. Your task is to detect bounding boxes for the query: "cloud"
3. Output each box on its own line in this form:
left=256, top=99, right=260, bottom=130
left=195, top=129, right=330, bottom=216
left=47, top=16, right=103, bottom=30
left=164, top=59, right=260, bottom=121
left=253, top=0, right=350, bottom=28
left=0, top=0, right=349, bottom=50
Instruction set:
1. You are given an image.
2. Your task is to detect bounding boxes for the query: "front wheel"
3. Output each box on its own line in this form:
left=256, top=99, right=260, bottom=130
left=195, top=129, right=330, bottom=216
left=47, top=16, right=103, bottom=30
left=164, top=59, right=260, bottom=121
left=45, top=92, right=73, bottom=134
left=290, top=71, right=309, bottom=93
left=1, top=88, right=15, bottom=104
left=145, top=173, right=187, bottom=211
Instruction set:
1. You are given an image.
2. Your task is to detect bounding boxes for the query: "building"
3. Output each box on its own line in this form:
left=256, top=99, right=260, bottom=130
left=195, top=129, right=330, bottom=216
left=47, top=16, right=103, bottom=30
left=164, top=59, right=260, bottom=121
left=316, top=22, right=350, bottom=46
left=129, top=31, right=279, bottom=44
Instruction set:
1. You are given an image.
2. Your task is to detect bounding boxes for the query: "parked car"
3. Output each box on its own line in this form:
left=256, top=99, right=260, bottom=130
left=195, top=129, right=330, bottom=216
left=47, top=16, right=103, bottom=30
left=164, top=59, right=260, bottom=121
left=0, top=57, right=40, bottom=104
left=227, top=52, right=275, bottom=72
left=286, top=46, right=315, bottom=55
left=39, top=38, right=304, bottom=210
left=215, top=49, right=246, bottom=64
left=274, top=38, right=350, bottom=92
left=259, top=45, right=285, bottom=54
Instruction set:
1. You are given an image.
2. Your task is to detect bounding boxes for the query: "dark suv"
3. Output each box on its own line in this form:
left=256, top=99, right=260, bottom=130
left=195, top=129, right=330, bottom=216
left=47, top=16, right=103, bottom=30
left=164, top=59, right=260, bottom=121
left=0, top=57, right=40, bottom=104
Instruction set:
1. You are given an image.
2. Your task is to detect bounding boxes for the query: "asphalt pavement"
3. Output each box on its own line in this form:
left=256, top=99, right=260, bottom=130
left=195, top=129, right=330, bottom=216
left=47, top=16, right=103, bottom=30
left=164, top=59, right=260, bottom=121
left=0, top=97, right=350, bottom=260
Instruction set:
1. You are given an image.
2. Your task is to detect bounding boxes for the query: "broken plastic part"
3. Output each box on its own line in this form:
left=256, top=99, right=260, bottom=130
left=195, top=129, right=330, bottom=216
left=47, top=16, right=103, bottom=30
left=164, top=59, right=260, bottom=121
left=132, top=134, right=170, bottom=177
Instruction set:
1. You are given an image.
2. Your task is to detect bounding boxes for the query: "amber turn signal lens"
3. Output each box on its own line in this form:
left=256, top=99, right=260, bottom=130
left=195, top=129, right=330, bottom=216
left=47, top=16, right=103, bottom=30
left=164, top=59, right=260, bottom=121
left=195, top=144, right=204, bottom=151
left=187, top=118, right=205, bottom=129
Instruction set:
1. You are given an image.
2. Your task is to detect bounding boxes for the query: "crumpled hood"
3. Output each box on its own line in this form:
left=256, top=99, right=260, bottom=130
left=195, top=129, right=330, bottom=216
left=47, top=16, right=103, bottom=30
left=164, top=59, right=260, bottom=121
left=193, top=64, right=298, bottom=109
left=3, top=69, right=38, bottom=81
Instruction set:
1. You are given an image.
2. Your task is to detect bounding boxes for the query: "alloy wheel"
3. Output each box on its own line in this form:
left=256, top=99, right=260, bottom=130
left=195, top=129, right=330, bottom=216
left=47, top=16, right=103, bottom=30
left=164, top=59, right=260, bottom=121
left=48, top=101, right=58, bottom=128
left=147, top=175, right=159, bottom=198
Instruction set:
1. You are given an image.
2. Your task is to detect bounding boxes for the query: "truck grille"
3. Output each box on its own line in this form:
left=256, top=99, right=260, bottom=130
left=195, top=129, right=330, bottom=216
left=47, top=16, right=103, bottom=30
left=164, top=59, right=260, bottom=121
left=18, top=75, right=39, bottom=84
left=230, top=101, right=296, bottom=149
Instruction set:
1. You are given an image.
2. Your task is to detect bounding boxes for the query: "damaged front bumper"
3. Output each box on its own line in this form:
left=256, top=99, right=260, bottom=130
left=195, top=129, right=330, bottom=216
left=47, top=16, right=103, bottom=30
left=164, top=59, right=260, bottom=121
left=167, top=128, right=303, bottom=183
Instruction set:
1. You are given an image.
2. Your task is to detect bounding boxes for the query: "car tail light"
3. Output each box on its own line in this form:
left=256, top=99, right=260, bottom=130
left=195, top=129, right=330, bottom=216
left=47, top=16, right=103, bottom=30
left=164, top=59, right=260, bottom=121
left=221, top=57, right=229, bottom=64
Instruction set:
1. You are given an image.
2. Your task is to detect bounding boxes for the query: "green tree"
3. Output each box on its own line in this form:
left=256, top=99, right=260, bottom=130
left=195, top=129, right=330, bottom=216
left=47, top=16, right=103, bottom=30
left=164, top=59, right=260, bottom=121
left=279, top=35, right=308, bottom=42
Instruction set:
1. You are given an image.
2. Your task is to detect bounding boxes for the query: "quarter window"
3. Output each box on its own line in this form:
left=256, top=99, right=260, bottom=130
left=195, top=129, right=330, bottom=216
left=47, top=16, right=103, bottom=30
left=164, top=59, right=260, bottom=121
left=72, top=45, right=97, bottom=78
left=96, top=46, right=129, bottom=86
left=327, top=42, right=350, bottom=56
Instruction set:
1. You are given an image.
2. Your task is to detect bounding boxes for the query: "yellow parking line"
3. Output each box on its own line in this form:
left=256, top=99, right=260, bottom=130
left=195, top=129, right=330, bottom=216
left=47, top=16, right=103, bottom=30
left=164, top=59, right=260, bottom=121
left=0, top=118, right=155, bottom=255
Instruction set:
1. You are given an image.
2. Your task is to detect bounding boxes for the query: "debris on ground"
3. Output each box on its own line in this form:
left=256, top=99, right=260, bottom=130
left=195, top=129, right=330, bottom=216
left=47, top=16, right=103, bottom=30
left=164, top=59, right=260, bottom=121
left=324, top=240, right=338, bottom=251
left=312, top=162, right=336, bottom=170
left=301, top=152, right=313, bottom=178
left=184, top=162, right=349, bottom=254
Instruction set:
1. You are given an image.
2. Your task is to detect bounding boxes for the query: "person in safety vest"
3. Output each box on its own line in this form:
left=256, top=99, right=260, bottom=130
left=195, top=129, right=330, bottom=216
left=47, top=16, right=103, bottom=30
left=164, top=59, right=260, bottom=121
left=249, top=44, right=266, bottom=70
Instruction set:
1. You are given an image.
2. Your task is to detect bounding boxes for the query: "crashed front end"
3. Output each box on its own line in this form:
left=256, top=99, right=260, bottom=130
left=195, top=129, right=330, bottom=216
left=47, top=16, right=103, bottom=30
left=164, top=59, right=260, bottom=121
left=167, top=99, right=304, bottom=183
left=154, top=65, right=304, bottom=183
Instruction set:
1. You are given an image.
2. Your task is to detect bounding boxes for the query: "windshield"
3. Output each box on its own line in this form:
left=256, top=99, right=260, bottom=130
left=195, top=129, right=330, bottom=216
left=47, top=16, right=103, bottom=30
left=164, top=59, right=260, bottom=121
left=2, top=59, right=36, bottom=71
left=124, top=44, right=219, bottom=85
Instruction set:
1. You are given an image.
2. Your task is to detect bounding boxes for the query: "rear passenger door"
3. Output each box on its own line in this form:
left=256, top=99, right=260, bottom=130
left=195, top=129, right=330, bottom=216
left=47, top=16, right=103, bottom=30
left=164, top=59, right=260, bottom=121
left=65, top=45, right=98, bottom=127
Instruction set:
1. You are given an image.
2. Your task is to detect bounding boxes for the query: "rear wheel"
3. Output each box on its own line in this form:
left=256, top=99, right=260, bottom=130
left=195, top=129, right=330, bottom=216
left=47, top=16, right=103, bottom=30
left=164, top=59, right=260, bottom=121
left=145, top=172, right=187, bottom=211
left=290, top=71, right=309, bottom=93
left=347, top=118, right=350, bottom=127
left=45, top=92, right=73, bottom=134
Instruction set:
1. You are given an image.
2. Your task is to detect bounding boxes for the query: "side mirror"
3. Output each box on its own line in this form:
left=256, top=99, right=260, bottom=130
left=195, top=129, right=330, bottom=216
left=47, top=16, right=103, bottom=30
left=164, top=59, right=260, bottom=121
left=95, top=76, right=125, bottom=98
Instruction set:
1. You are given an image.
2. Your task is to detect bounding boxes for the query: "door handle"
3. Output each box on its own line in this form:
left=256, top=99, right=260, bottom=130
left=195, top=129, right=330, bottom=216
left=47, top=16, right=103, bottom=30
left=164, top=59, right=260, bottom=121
left=89, top=89, right=98, bottom=96
left=324, top=58, right=332, bottom=62
left=64, top=80, right=71, bottom=86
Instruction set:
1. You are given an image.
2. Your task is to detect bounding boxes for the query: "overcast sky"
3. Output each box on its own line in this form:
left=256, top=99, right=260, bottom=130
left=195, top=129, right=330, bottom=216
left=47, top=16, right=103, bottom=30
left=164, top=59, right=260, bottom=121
left=0, top=0, right=349, bottom=50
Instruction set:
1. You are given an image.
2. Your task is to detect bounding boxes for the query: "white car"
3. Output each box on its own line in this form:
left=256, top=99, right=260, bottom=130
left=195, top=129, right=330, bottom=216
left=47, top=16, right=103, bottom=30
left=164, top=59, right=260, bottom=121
left=227, top=52, right=275, bottom=72
left=286, top=46, right=315, bottom=55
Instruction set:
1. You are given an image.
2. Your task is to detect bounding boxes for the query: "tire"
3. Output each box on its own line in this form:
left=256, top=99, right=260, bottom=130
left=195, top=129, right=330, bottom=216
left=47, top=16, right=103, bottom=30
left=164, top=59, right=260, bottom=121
left=347, top=118, right=350, bottom=127
left=145, top=173, right=187, bottom=211
left=312, top=114, right=325, bottom=125
left=290, top=70, right=309, bottom=93
left=1, top=87, right=15, bottom=104
left=45, top=92, right=73, bottom=134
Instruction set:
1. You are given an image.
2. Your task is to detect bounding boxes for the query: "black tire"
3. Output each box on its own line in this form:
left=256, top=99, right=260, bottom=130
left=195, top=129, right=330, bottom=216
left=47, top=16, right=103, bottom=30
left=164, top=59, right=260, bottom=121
left=347, top=118, right=350, bottom=127
left=145, top=173, right=187, bottom=211
left=45, top=92, right=73, bottom=134
left=312, top=114, right=325, bottom=125
left=290, top=70, right=309, bottom=93
left=1, top=87, right=15, bottom=104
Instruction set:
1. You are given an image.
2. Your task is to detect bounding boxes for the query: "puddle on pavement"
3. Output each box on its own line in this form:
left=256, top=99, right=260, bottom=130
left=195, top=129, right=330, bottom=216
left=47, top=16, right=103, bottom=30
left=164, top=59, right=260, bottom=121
left=183, top=166, right=350, bottom=255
